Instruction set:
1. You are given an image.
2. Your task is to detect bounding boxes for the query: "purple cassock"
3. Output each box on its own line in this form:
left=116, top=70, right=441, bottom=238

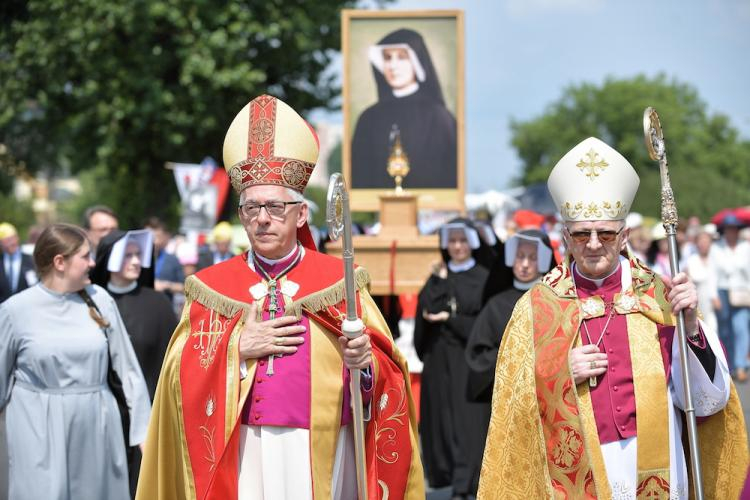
left=241, top=246, right=372, bottom=428
left=574, top=265, right=707, bottom=444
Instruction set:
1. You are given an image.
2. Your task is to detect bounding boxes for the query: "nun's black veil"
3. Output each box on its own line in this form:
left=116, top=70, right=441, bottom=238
left=371, top=29, right=445, bottom=106
left=480, top=229, right=554, bottom=305
left=91, top=230, right=155, bottom=289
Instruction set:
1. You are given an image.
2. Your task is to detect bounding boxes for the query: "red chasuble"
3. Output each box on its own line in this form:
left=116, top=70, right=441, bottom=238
left=136, top=250, right=425, bottom=500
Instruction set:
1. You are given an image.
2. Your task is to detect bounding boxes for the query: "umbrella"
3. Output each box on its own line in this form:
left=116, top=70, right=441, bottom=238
left=710, top=207, right=750, bottom=226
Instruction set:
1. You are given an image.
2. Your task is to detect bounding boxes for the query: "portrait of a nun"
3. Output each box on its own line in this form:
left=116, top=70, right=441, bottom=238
left=351, top=28, right=458, bottom=190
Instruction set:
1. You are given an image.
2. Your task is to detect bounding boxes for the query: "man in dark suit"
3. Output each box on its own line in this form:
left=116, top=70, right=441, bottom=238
left=143, top=217, right=184, bottom=300
left=0, top=223, right=36, bottom=303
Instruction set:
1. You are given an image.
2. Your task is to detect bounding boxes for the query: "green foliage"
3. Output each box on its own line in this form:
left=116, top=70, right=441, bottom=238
left=304, top=183, right=374, bottom=232
left=304, top=185, right=328, bottom=229
left=511, top=75, right=750, bottom=220
left=327, top=140, right=342, bottom=175
left=0, top=0, right=367, bottom=228
left=0, top=193, right=35, bottom=239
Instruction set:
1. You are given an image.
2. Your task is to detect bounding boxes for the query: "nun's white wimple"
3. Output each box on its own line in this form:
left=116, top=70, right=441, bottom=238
left=107, top=229, right=154, bottom=272
left=504, top=233, right=552, bottom=273
left=368, top=43, right=426, bottom=83
left=439, top=223, right=481, bottom=250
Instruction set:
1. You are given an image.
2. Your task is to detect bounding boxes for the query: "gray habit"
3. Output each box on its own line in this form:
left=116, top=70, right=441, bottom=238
left=0, top=283, right=151, bottom=500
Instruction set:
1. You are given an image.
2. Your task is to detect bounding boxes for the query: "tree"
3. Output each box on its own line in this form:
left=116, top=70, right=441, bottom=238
left=511, top=75, right=750, bottom=220
left=0, top=0, right=372, bottom=228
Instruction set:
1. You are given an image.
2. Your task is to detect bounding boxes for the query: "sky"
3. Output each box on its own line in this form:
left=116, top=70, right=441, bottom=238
left=312, top=0, right=750, bottom=193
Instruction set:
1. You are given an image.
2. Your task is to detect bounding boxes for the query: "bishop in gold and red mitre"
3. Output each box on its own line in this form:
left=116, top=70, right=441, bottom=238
left=223, top=94, right=319, bottom=248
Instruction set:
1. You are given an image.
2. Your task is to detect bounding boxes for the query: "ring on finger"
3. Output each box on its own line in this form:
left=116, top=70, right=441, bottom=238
left=590, top=360, right=597, bottom=370
left=274, top=337, right=283, bottom=346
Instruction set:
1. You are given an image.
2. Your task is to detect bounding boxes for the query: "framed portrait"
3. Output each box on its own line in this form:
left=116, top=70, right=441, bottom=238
left=342, top=10, right=465, bottom=211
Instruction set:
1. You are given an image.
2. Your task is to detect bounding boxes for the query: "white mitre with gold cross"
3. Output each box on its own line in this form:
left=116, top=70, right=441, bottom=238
left=547, top=137, right=640, bottom=222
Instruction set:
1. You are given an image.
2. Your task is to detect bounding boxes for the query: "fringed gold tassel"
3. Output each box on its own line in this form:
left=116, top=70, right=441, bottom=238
left=355, top=267, right=371, bottom=290
left=185, top=268, right=372, bottom=320
left=285, top=267, right=371, bottom=318
left=184, top=276, right=248, bottom=319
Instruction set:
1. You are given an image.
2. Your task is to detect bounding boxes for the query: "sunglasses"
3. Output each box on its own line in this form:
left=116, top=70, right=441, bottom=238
left=566, top=226, right=624, bottom=244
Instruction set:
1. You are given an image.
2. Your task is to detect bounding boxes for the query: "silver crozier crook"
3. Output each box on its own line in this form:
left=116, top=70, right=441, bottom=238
left=643, top=107, right=703, bottom=500
left=326, top=173, right=368, bottom=500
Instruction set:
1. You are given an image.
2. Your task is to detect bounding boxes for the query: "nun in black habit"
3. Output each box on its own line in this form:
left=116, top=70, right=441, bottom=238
left=463, top=230, right=555, bottom=492
left=351, top=28, right=457, bottom=190
left=91, top=229, right=178, bottom=497
left=414, top=218, right=492, bottom=499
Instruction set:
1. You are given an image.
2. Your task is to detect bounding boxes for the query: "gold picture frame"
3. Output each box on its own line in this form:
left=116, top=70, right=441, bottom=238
left=342, top=9, right=465, bottom=212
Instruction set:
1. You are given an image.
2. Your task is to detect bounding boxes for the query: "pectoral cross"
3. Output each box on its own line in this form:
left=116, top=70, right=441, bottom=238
left=266, top=278, right=279, bottom=376
left=448, top=296, right=457, bottom=317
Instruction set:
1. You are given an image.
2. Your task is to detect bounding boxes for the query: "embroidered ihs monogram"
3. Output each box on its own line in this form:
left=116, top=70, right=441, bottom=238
left=191, top=310, right=229, bottom=369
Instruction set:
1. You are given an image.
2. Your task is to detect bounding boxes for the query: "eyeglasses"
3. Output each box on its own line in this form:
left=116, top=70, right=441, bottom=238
left=239, top=201, right=302, bottom=219
left=566, top=226, right=624, bottom=244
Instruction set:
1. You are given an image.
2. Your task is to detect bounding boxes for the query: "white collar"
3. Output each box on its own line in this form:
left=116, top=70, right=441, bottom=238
left=248, top=246, right=305, bottom=272
left=393, top=82, right=419, bottom=98
left=514, top=277, right=539, bottom=290
left=448, top=258, right=476, bottom=273
left=107, top=280, right=137, bottom=294
left=255, top=245, right=299, bottom=265
left=572, top=255, right=630, bottom=291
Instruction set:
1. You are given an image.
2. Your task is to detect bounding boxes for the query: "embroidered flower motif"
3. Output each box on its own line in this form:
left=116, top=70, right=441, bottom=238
left=249, top=282, right=269, bottom=300
left=550, top=425, right=583, bottom=470
left=281, top=279, right=300, bottom=298
left=611, top=481, right=634, bottom=500
left=206, top=395, right=215, bottom=417
left=636, top=475, right=670, bottom=497
left=248, top=159, right=272, bottom=180
left=250, top=118, right=274, bottom=144
left=229, top=165, right=244, bottom=191
left=581, top=298, right=605, bottom=317
left=695, top=387, right=722, bottom=414
left=281, top=160, right=308, bottom=189
left=374, top=388, right=406, bottom=465
left=379, top=393, right=389, bottom=412
left=671, top=484, right=687, bottom=499
left=616, top=293, right=637, bottom=311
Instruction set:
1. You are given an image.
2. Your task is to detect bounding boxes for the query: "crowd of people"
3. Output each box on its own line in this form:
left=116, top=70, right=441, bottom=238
left=0, top=97, right=748, bottom=500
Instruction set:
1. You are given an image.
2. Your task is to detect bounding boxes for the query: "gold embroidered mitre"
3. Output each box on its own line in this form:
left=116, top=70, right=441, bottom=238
left=222, top=94, right=319, bottom=194
left=547, top=137, right=639, bottom=221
